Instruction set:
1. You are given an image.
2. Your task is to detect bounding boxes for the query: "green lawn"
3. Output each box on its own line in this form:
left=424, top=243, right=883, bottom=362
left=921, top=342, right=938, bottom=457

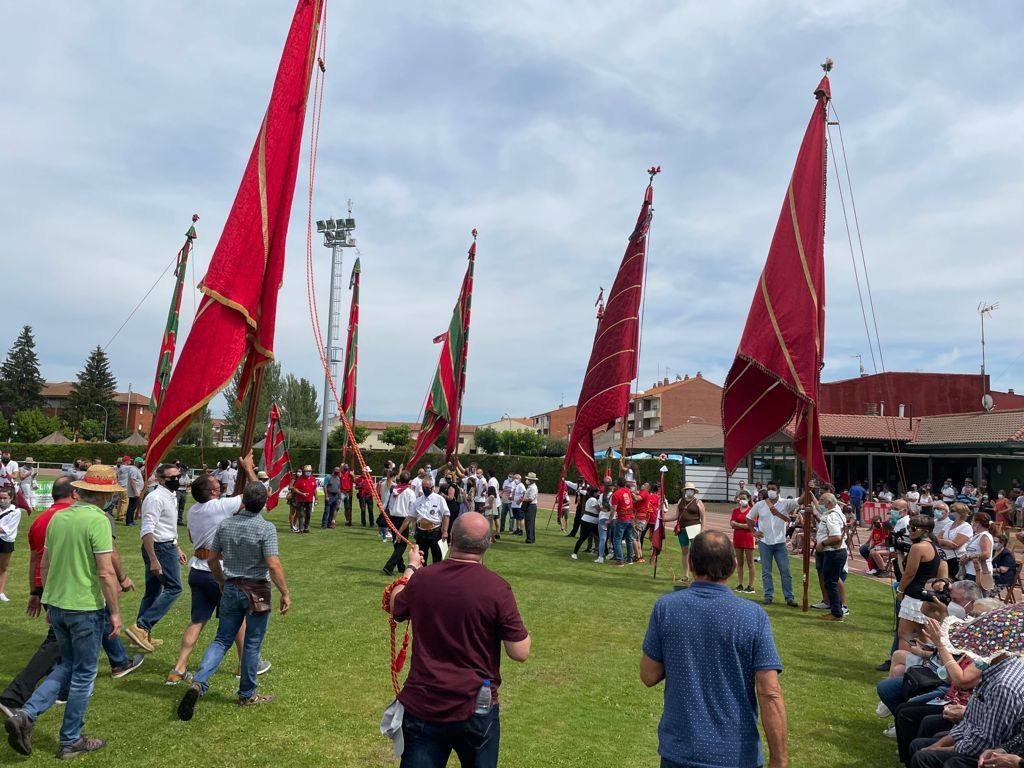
left=0, top=505, right=902, bottom=767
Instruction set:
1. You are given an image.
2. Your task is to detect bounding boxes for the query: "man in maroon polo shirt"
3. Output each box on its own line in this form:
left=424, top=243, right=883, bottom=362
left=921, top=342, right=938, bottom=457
left=389, top=512, right=531, bottom=768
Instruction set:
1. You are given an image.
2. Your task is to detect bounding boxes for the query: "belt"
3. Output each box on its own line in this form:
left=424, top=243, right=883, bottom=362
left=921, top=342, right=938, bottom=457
left=194, top=548, right=215, bottom=561
left=417, top=521, right=439, bottom=532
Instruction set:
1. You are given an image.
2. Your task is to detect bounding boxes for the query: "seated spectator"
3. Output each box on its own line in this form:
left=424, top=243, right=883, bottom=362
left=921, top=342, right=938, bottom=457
left=993, top=533, right=1018, bottom=598
left=862, top=518, right=891, bottom=576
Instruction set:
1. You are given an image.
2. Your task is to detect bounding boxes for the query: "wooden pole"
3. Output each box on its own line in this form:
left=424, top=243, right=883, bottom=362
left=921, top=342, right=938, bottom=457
left=801, top=402, right=815, bottom=612
left=239, top=365, right=267, bottom=460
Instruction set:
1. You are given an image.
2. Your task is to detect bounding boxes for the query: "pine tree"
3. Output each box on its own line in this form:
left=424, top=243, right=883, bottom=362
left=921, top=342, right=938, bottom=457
left=64, top=346, right=119, bottom=437
left=281, top=374, right=320, bottom=431
left=0, top=325, right=46, bottom=417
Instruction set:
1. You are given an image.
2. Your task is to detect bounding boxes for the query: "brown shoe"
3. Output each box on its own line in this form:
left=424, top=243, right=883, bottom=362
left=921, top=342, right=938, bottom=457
left=238, top=693, right=273, bottom=707
left=819, top=614, right=845, bottom=622
left=146, top=632, right=164, bottom=647
left=124, top=624, right=154, bottom=652
left=56, top=736, right=106, bottom=759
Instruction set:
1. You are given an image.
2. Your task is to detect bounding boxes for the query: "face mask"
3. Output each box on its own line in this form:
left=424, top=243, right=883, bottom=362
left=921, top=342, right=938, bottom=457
left=767, top=490, right=778, bottom=501
left=684, top=490, right=694, bottom=499
left=890, top=510, right=899, bottom=524
left=934, top=510, right=942, bottom=520
left=974, top=659, right=991, bottom=671
left=164, top=476, right=180, bottom=492
left=738, top=499, right=749, bottom=508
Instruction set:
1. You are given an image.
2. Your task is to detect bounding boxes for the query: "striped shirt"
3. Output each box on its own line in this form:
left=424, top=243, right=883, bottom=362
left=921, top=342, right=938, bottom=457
left=211, top=510, right=279, bottom=582
left=950, top=656, right=1024, bottom=756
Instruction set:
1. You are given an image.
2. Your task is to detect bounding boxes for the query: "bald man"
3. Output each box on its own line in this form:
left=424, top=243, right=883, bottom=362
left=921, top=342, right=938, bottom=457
left=388, top=513, right=531, bottom=767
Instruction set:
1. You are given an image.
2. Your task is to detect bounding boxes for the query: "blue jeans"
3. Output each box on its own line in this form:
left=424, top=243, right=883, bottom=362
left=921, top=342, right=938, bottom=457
left=323, top=494, right=339, bottom=527
left=400, top=705, right=500, bottom=768
left=597, top=519, right=609, bottom=558
left=876, top=677, right=948, bottom=716
left=500, top=502, right=511, bottom=532
left=138, top=541, right=183, bottom=631
left=758, top=541, right=794, bottom=602
left=24, top=607, right=104, bottom=746
left=821, top=549, right=847, bottom=617
left=612, top=520, right=635, bottom=563
left=193, top=583, right=270, bottom=699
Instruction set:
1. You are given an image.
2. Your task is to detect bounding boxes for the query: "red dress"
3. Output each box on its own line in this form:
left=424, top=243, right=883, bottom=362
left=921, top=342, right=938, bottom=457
left=731, top=508, right=754, bottom=550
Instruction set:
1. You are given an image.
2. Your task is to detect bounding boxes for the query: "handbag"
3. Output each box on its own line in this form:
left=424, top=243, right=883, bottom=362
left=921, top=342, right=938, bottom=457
left=901, top=665, right=942, bottom=700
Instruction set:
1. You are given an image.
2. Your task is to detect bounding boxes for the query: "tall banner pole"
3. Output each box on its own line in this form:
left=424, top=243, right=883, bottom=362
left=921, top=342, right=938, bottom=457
left=801, top=402, right=815, bottom=612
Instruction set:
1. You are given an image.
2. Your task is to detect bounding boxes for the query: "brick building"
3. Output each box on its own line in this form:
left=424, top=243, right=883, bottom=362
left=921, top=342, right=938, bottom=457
left=530, top=405, right=577, bottom=440
left=42, top=381, right=153, bottom=437
left=819, top=372, right=1024, bottom=418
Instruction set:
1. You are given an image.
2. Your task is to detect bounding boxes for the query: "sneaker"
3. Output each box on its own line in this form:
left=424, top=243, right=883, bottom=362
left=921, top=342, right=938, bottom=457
left=763, top=598, right=773, bottom=605
left=238, top=693, right=273, bottom=707
left=290, top=525, right=299, bottom=533
left=744, top=586, right=756, bottom=594
left=842, top=605, right=850, bottom=616
left=0, top=593, right=9, bottom=602
left=875, top=701, right=891, bottom=718
left=165, top=669, right=192, bottom=686
left=786, top=599, right=799, bottom=607
left=493, top=534, right=500, bottom=541
left=735, top=584, right=744, bottom=592
left=4, top=709, right=34, bottom=756
left=594, top=557, right=604, bottom=564
left=882, top=724, right=896, bottom=739
left=811, top=601, right=830, bottom=610
left=876, top=660, right=892, bottom=672
left=235, top=659, right=272, bottom=678
left=110, top=654, right=145, bottom=680
left=56, top=735, right=106, bottom=759
left=124, top=624, right=155, bottom=652
left=56, top=697, right=67, bottom=705
left=570, top=553, right=578, bottom=560
left=177, top=684, right=202, bottom=721
left=865, top=568, right=878, bottom=576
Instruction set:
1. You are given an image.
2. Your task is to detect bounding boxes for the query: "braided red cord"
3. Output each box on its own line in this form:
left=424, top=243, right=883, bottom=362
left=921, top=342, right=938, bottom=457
left=381, top=577, right=411, bottom=696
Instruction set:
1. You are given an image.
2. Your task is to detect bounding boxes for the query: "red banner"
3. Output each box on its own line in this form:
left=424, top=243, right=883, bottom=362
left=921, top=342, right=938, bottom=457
left=723, top=76, right=831, bottom=483
left=146, top=0, right=324, bottom=473
left=261, top=403, right=294, bottom=510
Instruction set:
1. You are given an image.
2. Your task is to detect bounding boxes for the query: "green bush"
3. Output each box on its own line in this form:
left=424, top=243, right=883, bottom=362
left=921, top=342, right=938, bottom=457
left=4, top=442, right=683, bottom=500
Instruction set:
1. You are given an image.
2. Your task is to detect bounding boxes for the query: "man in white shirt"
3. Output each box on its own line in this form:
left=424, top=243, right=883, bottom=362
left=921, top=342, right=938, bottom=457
left=125, top=457, right=144, bottom=526
left=166, top=454, right=258, bottom=685
left=410, top=476, right=449, bottom=565
left=472, top=469, right=487, bottom=513
left=745, top=482, right=800, bottom=607
left=878, top=486, right=894, bottom=504
left=383, top=472, right=417, bottom=575
left=500, top=473, right=516, bottom=534
left=411, top=469, right=425, bottom=498
left=814, top=493, right=847, bottom=621
left=0, top=451, right=18, bottom=493
left=940, top=479, right=956, bottom=505
left=522, top=473, right=540, bottom=544
left=126, top=464, right=187, bottom=651
left=511, top=474, right=526, bottom=537
left=905, top=484, right=920, bottom=512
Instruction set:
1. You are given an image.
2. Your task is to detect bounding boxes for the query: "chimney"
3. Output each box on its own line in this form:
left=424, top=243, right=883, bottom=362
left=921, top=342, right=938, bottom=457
left=684, top=373, right=690, bottom=380
left=663, top=377, right=669, bottom=386
left=880, top=401, right=885, bottom=416
left=696, top=370, right=702, bottom=378
left=898, top=404, right=905, bottom=418
left=675, top=374, right=682, bottom=381
left=1010, top=389, right=1016, bottom=395
left=866, top=402, right=878, bottom=416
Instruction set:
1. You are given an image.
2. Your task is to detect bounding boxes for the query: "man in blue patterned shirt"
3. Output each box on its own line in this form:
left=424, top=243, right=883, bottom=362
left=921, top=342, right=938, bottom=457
left=641, top=530, right=788, bottom=768
left=177, top=482, right=290, bottom=720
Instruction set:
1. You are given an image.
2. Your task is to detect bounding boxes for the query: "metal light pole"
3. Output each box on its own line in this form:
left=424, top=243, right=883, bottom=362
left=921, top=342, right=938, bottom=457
left=502, top=413, right=512, bottom=455
left=315, top=205, right=357, bottom=475
left=94, top=404, right=109, bottom=443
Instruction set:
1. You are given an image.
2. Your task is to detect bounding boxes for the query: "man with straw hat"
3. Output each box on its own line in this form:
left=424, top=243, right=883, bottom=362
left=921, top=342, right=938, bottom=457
left=909, top=605, right=1024, bottom=767
left=3, top=465, right=125, bottom=758
left=522, top=472, right=540, bottom=544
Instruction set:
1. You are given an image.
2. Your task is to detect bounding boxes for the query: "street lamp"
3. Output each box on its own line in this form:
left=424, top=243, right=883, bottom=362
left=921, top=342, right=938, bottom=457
left=502, top=413, right=512, bottom=455
left=94, top=404, right=109, bottom=443
left=316, top=205, right=357, bottom=475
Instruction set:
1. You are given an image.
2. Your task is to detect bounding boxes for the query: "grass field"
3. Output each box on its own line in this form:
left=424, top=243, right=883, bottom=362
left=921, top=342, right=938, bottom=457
left=0, top=503, right=903, bottom=767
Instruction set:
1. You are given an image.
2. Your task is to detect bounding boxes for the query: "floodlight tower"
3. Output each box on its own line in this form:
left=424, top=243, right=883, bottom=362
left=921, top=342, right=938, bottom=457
left=316, top=203, right=357, bottom=475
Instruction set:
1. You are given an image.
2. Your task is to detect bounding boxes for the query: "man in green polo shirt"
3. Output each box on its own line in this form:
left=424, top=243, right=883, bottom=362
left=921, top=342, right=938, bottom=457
left=3, top=466, right=123, bottom=759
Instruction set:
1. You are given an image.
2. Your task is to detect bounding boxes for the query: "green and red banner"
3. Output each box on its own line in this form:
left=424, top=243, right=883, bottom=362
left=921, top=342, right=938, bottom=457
left=261, top=403, right=293, bottom=510
left=146, top=0, right=324, bottom=473
left=340, top=258, right=360, bottom=424
left=407, top=232, right=476, bottom=469
left=150, top=216, right=198, bottom=414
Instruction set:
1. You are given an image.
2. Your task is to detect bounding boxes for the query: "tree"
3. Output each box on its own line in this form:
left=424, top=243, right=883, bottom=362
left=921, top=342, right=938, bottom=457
left=473, top=427, right=546, bottom=456
left=474, top=427, right=501, bottom=454
left=380, top=425, right=412, bottom=450
left=281, top=374, right=320, bottom=430
left=329, top=423, right=368, bottom=448
left=64, top=346, right=118, bottom=438
left=540, top=438, right=568, bottom=457
left=177, top=405, right=214, bottom=447
left=223, top=362, right=285, bottom=437
left=0, top=326, right=46, bottom=418
left=78, top=418, right=105, bottom=442
left=12, top=409, right=60, bottom=443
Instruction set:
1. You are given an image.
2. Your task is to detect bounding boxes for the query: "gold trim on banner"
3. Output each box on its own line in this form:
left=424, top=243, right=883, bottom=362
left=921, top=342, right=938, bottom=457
left=759, top=273, right=806, bottom=397
left=258, top=117, right=270, bottom=265
left=725, top=380, right=782, bottom=436
left=787, top=183, right=820, bottom=355
left=584, top=348, right=635, bottom=379
left=594, top=315, right=638, bottom=348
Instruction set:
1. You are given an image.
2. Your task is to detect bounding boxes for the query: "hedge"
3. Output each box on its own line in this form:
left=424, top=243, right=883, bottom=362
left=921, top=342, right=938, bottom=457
left=5, top=442, right=684, bottom=501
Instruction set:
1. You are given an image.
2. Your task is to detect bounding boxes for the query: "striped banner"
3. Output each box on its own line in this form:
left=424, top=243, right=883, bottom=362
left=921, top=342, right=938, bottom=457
left=261, top=403, right=294, bottom=509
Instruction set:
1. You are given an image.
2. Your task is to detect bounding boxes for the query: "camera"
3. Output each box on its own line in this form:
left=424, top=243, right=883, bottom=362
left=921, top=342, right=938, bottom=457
left=921, top=581, right=952, bottom=606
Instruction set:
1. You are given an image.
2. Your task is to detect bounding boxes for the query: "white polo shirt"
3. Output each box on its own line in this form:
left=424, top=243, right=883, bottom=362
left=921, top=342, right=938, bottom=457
left=512, top=481, right=525, bottom=508
left=411, top=476, right=424, bottom=497
left=746, top=497, right=799, bottom=546
left=523, top=483, right=539, bottom=504
left=187, top=496, right=243, bottom=571
left=473, top=476, right=486, bottom=504
left=815, top=508, right=846, bottom=551
left=391, top=487, right=417, bottom=518
left=139, top=484, right=179, bottom=544
left=502, top=477, right=515, bottom=501
left=412, top=492, right=448, bottom=526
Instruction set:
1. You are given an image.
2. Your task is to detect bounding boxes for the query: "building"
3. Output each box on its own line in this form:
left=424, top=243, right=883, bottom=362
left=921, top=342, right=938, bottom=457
left=42, top=381, right=153, bottom=437
left=819, top=372, right=1024, bottom=417
left=475, top=416, right=535, bottom=434
left=209, top=418, right=238, bottom=447
left=530, top=405, right=577, bottom=440
left=353, top=420, right=479, bottom=453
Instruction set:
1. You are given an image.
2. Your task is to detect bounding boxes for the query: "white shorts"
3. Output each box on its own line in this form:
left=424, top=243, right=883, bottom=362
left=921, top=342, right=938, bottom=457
left=898, top=596, right=926, bottom=624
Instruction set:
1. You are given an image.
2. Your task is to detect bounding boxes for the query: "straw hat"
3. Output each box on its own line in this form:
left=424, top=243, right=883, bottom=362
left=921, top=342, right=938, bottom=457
left=302, top=464, right=313, bottom=472
left=682, top=481, right=700, bottom=493
left=525, top=472, right=539, bottom=481
left=71, top=464, right=125, bottom=494
left=23, top=456, right=35, bottom=464
left=257, top=470, right=269, bottom=480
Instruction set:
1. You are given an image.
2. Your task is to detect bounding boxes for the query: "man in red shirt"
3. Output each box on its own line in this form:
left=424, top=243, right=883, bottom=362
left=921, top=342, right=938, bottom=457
left=0, top=478, right=141, bottom=718
left=609, top=477, right=638, bottom=566
left=290, top=466, right=318, bottom=534
left=338, top=464, right=354, bottom=526
left=388, top=512, right=530, bottom=767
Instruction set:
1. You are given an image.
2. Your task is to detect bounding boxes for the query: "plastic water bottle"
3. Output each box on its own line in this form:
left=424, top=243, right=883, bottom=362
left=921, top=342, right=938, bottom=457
left=474, top=680, right=492, bottom=714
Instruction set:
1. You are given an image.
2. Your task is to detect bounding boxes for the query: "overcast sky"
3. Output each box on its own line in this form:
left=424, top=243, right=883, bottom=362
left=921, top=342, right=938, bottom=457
left=3, top=1, right=1022, bottom=425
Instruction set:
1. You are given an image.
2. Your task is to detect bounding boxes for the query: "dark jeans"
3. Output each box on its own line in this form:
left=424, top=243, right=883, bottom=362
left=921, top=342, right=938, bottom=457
left=523, top=503, right=537, bottom=543
left=821, top=549, right=846, bottom=617
left=360, top=496, right=374, bottom=527
left=569, top=511, right=583, bottom=537
left=400, top=706, right=500, bottom=768
left=573, top=521, right=598, bottom=554
left=297, top=502, right=312, bottom=531
left=193, top=583, right=269, bottom=700
left=343, top=493, right=353, bottom=525
left=138, top=541, right=183, bottom=631
left=323, top=494, right=340, bottom=528
left=895, top=703, right=944, bottom=764
left=23, top=607, right=104, bottom=746
left=499, top=502, right=510, bottom=532
left=125, top=496, right=139, bottom=526
left=416, top=528, right=443, bottom=564
left=908, top=737, right=958, bottom=767
left=384, top=539, right=408, bottom=574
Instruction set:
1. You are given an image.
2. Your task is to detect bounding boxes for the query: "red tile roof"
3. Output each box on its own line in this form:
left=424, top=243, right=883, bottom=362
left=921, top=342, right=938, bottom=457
left=910, top=409, right=1024, bottom=446
left=630, top=422, right=726, bottom=451
left=786, top=413, right=919, bottom=442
